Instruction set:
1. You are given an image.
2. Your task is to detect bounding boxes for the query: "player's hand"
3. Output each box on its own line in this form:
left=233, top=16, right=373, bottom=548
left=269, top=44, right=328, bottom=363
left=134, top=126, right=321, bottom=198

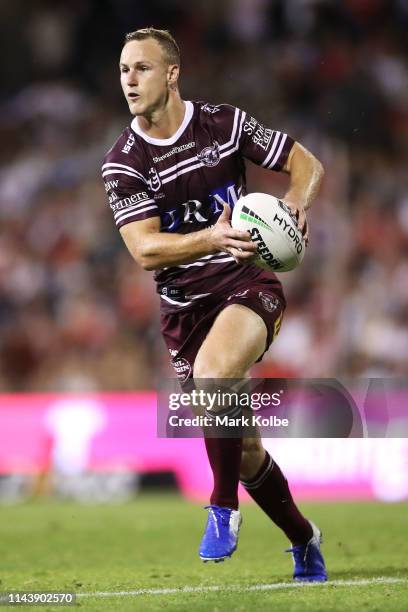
left=282, top=199, right=309, bottom=245
left=208, top=203, right=257, bottom=264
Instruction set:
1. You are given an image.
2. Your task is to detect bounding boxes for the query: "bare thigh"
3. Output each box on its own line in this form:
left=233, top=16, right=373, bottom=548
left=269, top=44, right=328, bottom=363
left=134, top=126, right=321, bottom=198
left=193, top=304, right=268, bottom=379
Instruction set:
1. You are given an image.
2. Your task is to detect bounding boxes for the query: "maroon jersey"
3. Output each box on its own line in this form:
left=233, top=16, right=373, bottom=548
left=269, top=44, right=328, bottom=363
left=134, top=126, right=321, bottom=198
left=102, top=101, right=294, bottom=313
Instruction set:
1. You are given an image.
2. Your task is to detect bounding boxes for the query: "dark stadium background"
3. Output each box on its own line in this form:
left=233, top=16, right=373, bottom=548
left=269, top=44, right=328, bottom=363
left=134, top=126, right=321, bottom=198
left=0, top=0, right=407, bottom=503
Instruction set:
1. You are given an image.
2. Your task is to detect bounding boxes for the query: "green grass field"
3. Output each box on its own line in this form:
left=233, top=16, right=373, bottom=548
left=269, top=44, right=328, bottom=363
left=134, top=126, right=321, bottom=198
left=1, top=494, right=407, bottom=611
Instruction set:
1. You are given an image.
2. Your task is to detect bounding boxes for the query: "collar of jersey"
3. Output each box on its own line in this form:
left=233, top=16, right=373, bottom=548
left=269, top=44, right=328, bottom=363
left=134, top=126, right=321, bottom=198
left=130, top=100, right=193, bottom=146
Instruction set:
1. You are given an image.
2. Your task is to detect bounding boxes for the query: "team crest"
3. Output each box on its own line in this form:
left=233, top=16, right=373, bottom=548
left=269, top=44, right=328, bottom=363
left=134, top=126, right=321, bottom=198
left=258, top=292, right=280, bottom=313
left=148, top=167, right=162, bottom=192
left=198, top=141, right=220, bottom=167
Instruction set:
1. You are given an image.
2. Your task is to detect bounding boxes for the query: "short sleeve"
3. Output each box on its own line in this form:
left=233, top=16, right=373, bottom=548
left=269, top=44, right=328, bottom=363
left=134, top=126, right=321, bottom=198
left=101, top=160, right=159, bottom=229
left=239, top=112, right=295, bottom=171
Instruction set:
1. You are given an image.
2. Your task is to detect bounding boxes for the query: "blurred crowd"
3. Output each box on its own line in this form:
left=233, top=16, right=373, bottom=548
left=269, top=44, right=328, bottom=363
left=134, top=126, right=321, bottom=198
left=0, top=0, right=407, bottom=391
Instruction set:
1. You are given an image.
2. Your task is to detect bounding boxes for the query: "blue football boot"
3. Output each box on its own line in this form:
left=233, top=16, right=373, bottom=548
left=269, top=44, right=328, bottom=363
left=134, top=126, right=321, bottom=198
left=286, top=521, right=328, bottom=582
left=199, top=505, right=242, bottom=562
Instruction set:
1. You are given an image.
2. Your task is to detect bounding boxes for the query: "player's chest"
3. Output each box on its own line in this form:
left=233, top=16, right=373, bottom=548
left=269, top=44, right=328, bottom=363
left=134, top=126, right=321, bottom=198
left=145, top=140, right=241, bottom=232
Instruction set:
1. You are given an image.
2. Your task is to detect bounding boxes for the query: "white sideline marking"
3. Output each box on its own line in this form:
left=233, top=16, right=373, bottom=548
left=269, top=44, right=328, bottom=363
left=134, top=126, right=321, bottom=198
left=77, top=576, right=407, bottom=598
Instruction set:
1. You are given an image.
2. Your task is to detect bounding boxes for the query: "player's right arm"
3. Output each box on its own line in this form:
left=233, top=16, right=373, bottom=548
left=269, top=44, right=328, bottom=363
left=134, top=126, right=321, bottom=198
left=102, top=142, right=254, bottom=270
left=119, top=203, right=256, bottom=271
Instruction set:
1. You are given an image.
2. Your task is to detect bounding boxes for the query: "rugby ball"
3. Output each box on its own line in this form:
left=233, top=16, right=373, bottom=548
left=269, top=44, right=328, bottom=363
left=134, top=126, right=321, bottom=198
left=231, top=193, right=305, bottom=272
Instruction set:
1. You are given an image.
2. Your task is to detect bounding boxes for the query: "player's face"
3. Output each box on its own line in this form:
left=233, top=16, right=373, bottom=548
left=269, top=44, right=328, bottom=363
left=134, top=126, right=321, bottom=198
left=120, top=39, right=174, bottom=116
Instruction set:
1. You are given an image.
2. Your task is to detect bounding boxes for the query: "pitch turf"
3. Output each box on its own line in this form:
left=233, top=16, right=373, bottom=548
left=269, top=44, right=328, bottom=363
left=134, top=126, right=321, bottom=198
left=0, top=494, right=407, bottom=611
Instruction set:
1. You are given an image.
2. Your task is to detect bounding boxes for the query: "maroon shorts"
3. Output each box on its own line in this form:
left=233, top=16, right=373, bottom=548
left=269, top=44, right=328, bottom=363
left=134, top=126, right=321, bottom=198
left=160, top=279, right=285, bottom=386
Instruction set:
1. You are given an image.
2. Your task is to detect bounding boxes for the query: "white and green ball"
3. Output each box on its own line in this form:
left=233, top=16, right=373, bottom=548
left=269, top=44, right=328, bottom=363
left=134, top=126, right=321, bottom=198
left=231, top=192, right=305, bottom=272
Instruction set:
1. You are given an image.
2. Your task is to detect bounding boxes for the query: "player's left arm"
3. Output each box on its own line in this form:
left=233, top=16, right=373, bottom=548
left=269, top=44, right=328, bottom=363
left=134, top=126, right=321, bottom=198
left=232, top=106, right=324, bottom=244
left=281, top=142, right=324, bottom=243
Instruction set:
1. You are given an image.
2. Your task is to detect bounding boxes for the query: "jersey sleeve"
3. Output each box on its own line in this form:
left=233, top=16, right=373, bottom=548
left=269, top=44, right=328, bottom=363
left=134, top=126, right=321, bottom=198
left=239, top=110, right=295, bottom=171
left=211, top=104, right=294, bottom=171
left=101, top=158, right=159, bottom=229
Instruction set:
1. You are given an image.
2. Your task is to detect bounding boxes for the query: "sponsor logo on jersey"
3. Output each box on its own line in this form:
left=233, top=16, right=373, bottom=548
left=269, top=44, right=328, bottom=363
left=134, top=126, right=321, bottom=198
left=160, top=286, right=186, bottom=300
left=162, top=199, right=209, bottom=231
left=197, top=140, right=220, bottom=167
left=258, top=292, right=280, bottom=313
left=108, top=191, right=118, bottom=204
left=153, top=142, right=195, bottom=163
left=168, top=348, right=178, bottom=357
left=201, top=103, right=220, bottom=114
left=110, top=191, right=150, bottom=211
left=121, top=132, right=135, bottom=154
left=161, top=184, right=241, bottom=232
left=148, top=167, right=162, bottom=192
left=243, top=116, right=273, bottom=151
left=253, top=126, right=273, bottom=151
left=182, top=200, right=208, bottom=223
left=171, top=357, right=192, bottom=382
left=243, top=116, right=258, bottom=135
left=210, top=183, right=241, bottom=214
left=105, top=179, right=119, bottom=192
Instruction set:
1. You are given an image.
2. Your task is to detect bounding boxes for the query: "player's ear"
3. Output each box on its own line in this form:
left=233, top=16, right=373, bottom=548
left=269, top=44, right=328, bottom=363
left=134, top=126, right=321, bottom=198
left=167, top=64, right=179, bottom=89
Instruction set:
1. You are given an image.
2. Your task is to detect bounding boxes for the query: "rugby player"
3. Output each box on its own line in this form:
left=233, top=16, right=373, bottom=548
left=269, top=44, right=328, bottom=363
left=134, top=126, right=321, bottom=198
left=102, top=28, right=327, bottom=581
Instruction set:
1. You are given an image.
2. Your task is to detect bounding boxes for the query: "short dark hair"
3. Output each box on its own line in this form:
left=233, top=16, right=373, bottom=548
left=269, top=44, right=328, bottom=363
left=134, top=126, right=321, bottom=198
left=124, top=28, right=180, bottom=66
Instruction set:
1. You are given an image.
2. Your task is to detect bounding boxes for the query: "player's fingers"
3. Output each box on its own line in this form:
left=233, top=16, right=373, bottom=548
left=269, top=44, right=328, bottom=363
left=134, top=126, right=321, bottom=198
left=218, top=202, right=231, bottom=222
left=299, top=214, right=308, bottom=234
left=228, top=247, right=241, bottom=264
left=283, top=200, right=305, bottom=230
left=226, top=238, right=257, bottom=251
left=297, top=210, right=307, bottom=234
left=225, top=228, right=253, bottom=241
left=237, top=249, right=257, bottom=259
left=303, top=222, right=309, bottom=245
left=229, top=248, right=256, bottom=264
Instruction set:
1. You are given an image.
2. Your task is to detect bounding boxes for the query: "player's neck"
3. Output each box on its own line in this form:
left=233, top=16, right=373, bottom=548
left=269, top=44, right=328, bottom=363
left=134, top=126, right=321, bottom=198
left=137, top=95, right=186, bottom=140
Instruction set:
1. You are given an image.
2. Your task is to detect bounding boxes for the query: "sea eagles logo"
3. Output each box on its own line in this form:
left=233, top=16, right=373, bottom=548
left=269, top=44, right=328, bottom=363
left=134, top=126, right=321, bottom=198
left=147, top=167, right=162, bottom=192
left=197, top=141, right=220, bottom=167
left=258, top=292, right=280, bottom=313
